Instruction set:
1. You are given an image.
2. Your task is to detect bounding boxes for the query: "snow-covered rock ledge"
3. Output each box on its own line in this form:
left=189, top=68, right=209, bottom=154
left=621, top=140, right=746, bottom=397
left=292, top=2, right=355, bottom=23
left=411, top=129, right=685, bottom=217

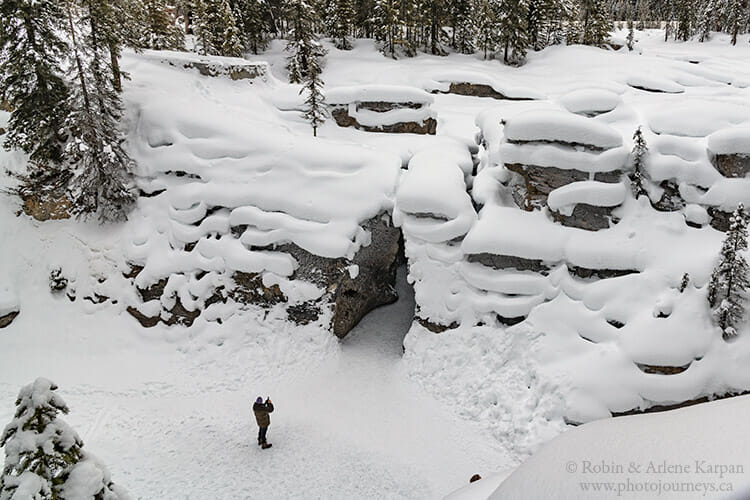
left=143, top=49, right=269, bottom=81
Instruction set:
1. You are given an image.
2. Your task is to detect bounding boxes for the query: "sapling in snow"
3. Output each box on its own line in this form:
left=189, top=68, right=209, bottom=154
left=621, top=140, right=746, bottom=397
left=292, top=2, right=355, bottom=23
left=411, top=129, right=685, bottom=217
left=0, top=378, right=127, bottom=500
left=300, top=57, right=328, bottom=137
left=679, top=273, right=690, bottom=293
left=629, top=126, right=648, bottom=199
left=708, top=204, right=750, bottom=340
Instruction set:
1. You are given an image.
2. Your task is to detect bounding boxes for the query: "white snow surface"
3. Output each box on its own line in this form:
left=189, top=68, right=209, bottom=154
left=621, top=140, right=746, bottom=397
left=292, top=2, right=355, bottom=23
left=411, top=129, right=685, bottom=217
left=503, top=109, right=623, bottom=149
left=559, top=88, right=621, bottom=115
left=547, top=181, right=628, bottom=213
left=326, top=84, right=434, bottom=105
left=2, top=30, right=750, bottom=500
left=707, top=127, right=750, bottom=156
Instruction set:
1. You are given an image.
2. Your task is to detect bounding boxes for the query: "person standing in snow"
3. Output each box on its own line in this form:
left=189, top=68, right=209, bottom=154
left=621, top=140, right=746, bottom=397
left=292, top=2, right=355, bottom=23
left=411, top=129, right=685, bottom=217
left=253, top=396, right=274, bottom=449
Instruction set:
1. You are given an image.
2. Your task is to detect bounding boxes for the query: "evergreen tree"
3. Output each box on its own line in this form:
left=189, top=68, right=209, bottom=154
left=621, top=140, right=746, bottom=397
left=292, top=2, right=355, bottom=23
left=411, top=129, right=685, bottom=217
left=0, top=0, right=70, bottom=164
left=696, top=0, right=717, bottom=41
left=420, top=0, right=449, bottom=55
left=725, top=0, right=746, bottom=45
left=451, top=0, right=477, bottom=54
left=194, top=0, right=244, bottom=56
left=330, top=0, right=356, bottom=49
left=62, top=0, right=135, bottom=222
left=140, top=0, right=185, bottom=50
left=231, top=0, right=269, bottom=54
left=626, top=18, right=634, bottom=49
left=579, top=0, right=612, bottom=46
left=0, top=378, right=126, bottom=500
left=675, top=0, right=695, bottom=41
left=498, top=0, right=530, bottom=65
left=630, top=126, right=648, bottom=198
left=286, top=0, right=325, bottom=82
left=300, top=56, right=328, bottom=136
left=374, top=0, right=400, bottom=57
left=680, top=272, right=690, bottom=292
left=709, top=204, right=750, bottom=339
left=475, top=0, right=500, bottom=58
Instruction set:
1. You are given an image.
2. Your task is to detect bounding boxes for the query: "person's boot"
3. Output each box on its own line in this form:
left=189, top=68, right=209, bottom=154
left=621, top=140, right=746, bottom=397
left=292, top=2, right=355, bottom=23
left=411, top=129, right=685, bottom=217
left=261, top=443, right=272, bottom=449
left=258, top=437, right=262, bottom=446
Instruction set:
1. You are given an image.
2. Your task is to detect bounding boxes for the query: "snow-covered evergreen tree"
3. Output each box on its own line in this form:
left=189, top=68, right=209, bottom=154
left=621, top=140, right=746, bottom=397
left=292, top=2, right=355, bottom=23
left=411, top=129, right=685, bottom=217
left=140, top=0, right=185, bottom=50
left=626, top=18, right=634, bottom=49
left=194, top=0, right=244, bottom=56
left=498, top=0, right=530, bottom=64
left=62, top=0, right=136, bottom=222
left=285, top=0, right=325, bottom=83
left=0, top=378, right=126, bottom=500
left=0, top=0, right=70, bottom=164
left=630, top=126, right=648, bottom=198
left=725, top=0, right=746, bottom=45
left=709, top=204, right=750, bottom=339
left=697, top=0, right=718, bottom=41
left=680, top=272, right=690, bottom=292
left=579, top=0, right=612, bottom=46
left=330, top=0, right=356, bottom=49
left=675, top=0, right=695, bottom=41
left=475, top=0, right=500, bottom=58
left=231, top=0, right=269, bottom=54
left=449, top=0, right=476, bottom=53
left=373, top=0, right=400, bottom=57
left=300, top=56, right=328, bottom=136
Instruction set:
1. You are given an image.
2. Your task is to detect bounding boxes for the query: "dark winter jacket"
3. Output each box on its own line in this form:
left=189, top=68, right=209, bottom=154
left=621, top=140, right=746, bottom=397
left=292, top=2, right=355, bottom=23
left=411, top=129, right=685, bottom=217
left=253, top=401, right=274, bottom=427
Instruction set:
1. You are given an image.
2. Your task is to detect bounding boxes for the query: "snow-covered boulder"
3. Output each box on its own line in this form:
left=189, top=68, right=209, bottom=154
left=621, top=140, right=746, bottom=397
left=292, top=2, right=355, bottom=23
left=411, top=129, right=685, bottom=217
left=708, top=127, right=750, bottom=178
left=146, top=49, right=269, bottom=81
left=547, top=181, right=628, bottom=230
left=0, top=286, right=19, bottom=329
left=626, top=74, right=685, bottom=93
left=426, top=71, right=543, bottom=100
left=504, top=109, right=623, bottom=150
left=327, top=85, right=437, bottom=134
left=558, top=88, right=621, bottom=116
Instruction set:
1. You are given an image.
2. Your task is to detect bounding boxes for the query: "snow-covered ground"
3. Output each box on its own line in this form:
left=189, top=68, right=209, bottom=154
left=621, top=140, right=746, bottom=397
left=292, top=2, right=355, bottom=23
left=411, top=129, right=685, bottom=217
left=2, top=29, right=750, bottom=499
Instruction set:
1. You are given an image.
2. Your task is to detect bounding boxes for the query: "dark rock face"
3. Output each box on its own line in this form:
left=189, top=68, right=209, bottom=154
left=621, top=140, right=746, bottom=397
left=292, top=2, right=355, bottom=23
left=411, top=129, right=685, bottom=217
left=438, top=82, right=534, bottom=101
left=611, top=390, right=750, bottom=418
left=416, top=316, right=459, bottom=333
left=0, top=311, right=19, bottom=329
left=330, top=106, right=437, bottom=135
left=0, top=100, right=12, bottom=112
left=651, top=180, right=685, bottom=212
left=123, top=214, right=402, bottom=338
left=713, top=153, right=750, bottom=178
left=506, top=163, right=622, bottom=210
left=179, top=61, right=266, bottom=81
left=567, top=265, right=637, bottom=280
left=708, top=207, right=732, bottom=232
left=467, top=253, right=551, bottom=274
left=635, top=362, right=691, bottom=375
left=21, top=193, right=72, bottom=221
left=549, top=203, right=613, bottom=231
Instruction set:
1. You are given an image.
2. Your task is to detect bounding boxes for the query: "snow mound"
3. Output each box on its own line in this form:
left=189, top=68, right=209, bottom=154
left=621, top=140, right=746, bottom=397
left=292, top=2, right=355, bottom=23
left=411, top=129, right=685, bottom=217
left=0, top=286, right=19, bottom=316
left=394, top=148, right=477, bottom=243
left=648, top=101, right=750, bottom=137
left=489, top=395, right=750, bottom=500
left=558, top=88, right=621, bottom=115
left=547, top=181, right=628, bottom=213
left=707, top=127, right=750, bottom=155
left=499, top=142, right=628, bottom=173
left=326, top=84, right=434, bottom=105
left=503, top=110, right=623, bottom=150
left=626, top=74, right=685, bottom=93
left=426, top=71, right=545, bottom=100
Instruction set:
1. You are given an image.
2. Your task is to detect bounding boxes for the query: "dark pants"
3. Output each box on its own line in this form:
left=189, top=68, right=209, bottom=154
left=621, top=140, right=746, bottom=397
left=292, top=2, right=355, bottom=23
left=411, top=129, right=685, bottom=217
left=258, top=426, right=268, bottom=444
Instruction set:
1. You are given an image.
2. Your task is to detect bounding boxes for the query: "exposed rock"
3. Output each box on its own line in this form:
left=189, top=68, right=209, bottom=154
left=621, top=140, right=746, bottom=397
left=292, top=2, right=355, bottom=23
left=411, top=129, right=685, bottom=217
left=358, top=101, right=422, bottom=112
left=651, top=180, right=685, bottom=212
left=707, top=207, right=732, bottom=232
left=635, top=362, right=691, bottom=375
left=0, top=311, right=19, bottom=329
left=467, top=253, right=550, bottom=274
left=330, top=106, right=437, bottom=135
left=0, top=127, right=5, bottom=136
left=21, top=193, right=72, bottom=221
left=231, top=272, right=286, bottom=306
left=612, top=390, right=750, bottom=418
left=0, top=100, right=11, bottom=112
left=438, top=82, right=533, bottom=101
left=175, top=60, right=266, bottom=81
left=287, top=301, right=322, bottom=325
left=549, top=203, right=614, bottom=231
left=567, top=265, right=638, bottom=280
left=506, top=163, right=621, bottom=209
left=497, top=315, right=526, bottom=326
left=416, top=316, right=459, bottom=333
left=712, top=153, right=750, bottom=178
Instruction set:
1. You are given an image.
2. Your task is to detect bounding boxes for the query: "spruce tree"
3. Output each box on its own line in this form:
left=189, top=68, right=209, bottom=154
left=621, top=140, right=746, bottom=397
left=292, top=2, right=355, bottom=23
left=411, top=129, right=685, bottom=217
left=374, top=0, right=400, bottom=57
left=725, top=0, right=746, bottom=45
left=330, top=0, right=356, bottom=49
left=680, top=272, right=690, bottom=292
left=579, top=0, right=612, bottom=46
left=675, top=0, right=695, bottom=41
left=0, top=0, right=70, bottom=164
left=0, top=378, right=126, bottom=499
left=626, top=18, right=634, bottom=50
left=285, top=0, right=325, bottom=83
left=498, top=0, right=530, bottom=65
left=709, top=204, right=750, bottom=339
left=696, top=0, right=717, bottom=41
left=475, top=0, right=500, bottom=59
left=630, top=126, right=648, bottom=198
left=300, top=57, right=328, bottom=136
left=451, top=0, right=477, bottom=54
left=62, top=0, right=135, bottom=222
left=140, top=0, right=185, bottom=50
left=231, top=0, right=269, bottom=54
left=194, top=0, right=244, bottom=56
